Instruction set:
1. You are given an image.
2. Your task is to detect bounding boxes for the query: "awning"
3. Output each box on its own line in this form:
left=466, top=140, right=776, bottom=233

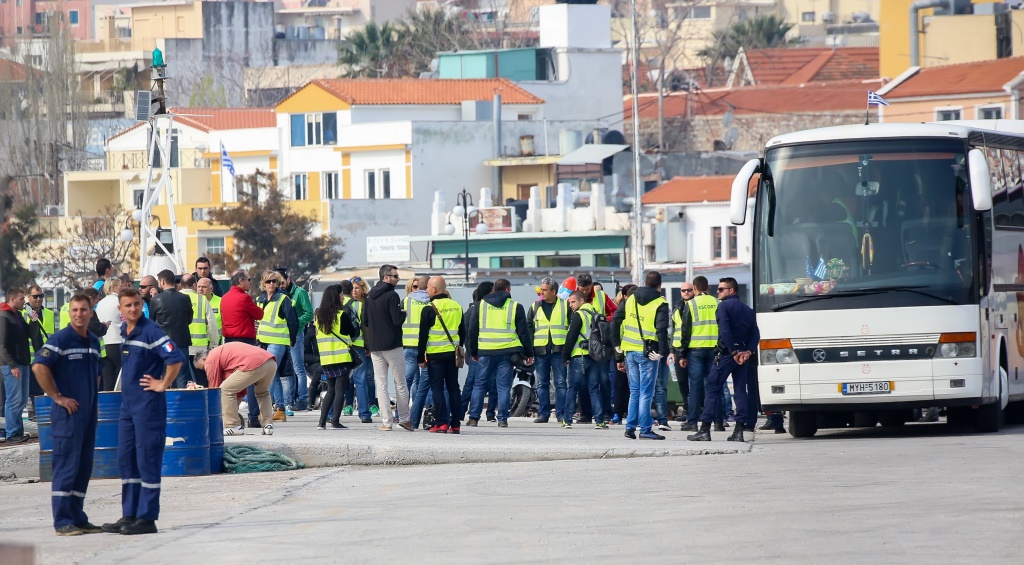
left=483, top=155, right=562, bottom=167
left=558, top=144, right=628, bottom=165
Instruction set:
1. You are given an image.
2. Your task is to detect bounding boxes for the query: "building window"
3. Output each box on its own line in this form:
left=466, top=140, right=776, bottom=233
left=290, top=112, right=337, bottom=147
left=323, top=172, right=340, bottom=199
left=594, top=253, right=621, bottom=268
left=979, top=106, right=1003, bottom=120
left=69, top=10, right=79, bottom=25
left=727, top=226, right=738, bottom=259
left=292, top=174, right=308, bottom=200
left=936, top=108, right=962, bottom=121
left=712, top=226, right=723, bottom=259
left=490, top=256, right=524, bottom=268
left=365, top=170, right=376, bottom=199
left=133, top=189, right=145, bottom=209
left=381, top=169, right=391, bottom=199
left=801, top=11, right=815, bottom=22
left=517, top=114, right=532, bottom=121
left=689, top=5, right=711, bottom=19
left=204, top=237, right=225, bottom=256
left=365, top=169, right=391, bottom=199
left=538, top=255, right=581, bottom=268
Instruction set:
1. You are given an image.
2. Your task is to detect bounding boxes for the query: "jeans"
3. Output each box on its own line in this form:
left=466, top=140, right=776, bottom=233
left=264, top=343, right=290, bottom=410
left=685, top=348, right=721, bottom=426
left=461, top=356, right=497, bottom=421
left=428, top=357, right=461, bottom=427
left=653, top=360, right=669, bottom=425
left=570, top=357, right=605, bottom=423
left=351, top=347, right=374, bottom=419
left=470, top=354, right=513, bottom=422
left=2, top=365, right=30, bottom=439
left=173, top=359, right=199, bottom=389
left=534, top=353, right=567, bottom=422
left=291, top=331, right=309, bottom=409
left=625, top=352, right=657, bottom=434
left=723, top=380, right=734, bottom=420
left=405, top=348, right=432, bottom=427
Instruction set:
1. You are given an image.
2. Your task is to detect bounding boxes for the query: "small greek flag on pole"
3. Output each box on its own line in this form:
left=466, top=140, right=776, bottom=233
left=868, top=91, right=889, bottom=106
left=220, top=142, right=236, bottom=176
left=813, top=256, right=828, bottom=280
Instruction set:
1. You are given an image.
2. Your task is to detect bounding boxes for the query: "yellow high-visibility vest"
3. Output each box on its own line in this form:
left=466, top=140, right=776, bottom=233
left=478, top=298, right=521, bottom=351
left=344, top=297, right=364, bottom=348
left=23, top=308, right=55, bottom=355
left=187, top=292, right=210, bottom=347
left=570, top=303, right=599, bottom=358
left=686, top=294, right=719, bottom=349
left=257, top=294, right=290, bottom=346
left=426, top=298, right=463, bottom=355
left=532, top=299, right=568, bottom=348
left=620, top=294, right=666, bottom=353
left=402, top=295, right=429, bottom=348
left=316, top=311, right=353, bottom=366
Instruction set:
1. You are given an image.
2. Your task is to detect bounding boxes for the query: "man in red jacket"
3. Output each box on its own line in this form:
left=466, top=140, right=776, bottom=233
left=219, top=269, right=266, bottom=428
left=221, top=270, right=264, bottom=345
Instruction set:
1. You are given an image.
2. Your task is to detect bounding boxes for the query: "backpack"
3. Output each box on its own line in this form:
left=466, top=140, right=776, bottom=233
left=580, top=309, right=612, bottom=362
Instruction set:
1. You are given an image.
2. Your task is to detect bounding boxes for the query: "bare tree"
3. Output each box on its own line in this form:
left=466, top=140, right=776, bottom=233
left=37, top=206, right=138, bottom=290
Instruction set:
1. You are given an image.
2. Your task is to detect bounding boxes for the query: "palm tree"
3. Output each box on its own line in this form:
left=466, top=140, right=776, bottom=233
left=699, top=15, right=796, bottom=86
left=338, top=21, right=406, bottom=78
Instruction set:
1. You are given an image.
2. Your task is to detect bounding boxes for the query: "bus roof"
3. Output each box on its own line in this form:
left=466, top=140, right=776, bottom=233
left=766, top=123, right=973, bottom=149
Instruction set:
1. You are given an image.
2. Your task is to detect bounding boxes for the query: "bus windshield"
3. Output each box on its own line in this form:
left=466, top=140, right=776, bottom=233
left=756, top=139, right=977, bottom=312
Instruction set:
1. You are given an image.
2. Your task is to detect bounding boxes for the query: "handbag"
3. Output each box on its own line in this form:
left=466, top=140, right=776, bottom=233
left=634, top=298, right=659, bottom=357
left=432, top=303, right=465, bottom=369
left=331, top=330, right=362, bottom=369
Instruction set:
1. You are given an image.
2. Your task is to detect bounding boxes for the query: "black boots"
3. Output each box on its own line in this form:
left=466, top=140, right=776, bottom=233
left=727, top=423, right=745, bottom=442
left=686, top=421, right=712, bottom=441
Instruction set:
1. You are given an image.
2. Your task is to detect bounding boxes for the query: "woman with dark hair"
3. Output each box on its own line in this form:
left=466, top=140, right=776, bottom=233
left=315, top=284, right=359, bottom=430
left=611, top=284, right=637, bottom=424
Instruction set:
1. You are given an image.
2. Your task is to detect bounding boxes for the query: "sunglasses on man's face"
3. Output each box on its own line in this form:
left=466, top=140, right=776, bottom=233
left=681, top=288, right=693, bottom=293
left=29, top=294, right=44, bottom=299
left=717, top=287, right=731, bottom=293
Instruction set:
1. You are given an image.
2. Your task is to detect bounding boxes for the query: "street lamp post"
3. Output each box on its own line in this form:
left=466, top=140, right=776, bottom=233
left=444, top=188, right=488, bottom=282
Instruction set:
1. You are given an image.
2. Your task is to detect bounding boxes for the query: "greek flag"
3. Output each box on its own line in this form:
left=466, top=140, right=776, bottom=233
left=868, top=91, right=889, bottom=107
left=813, top=256, right=828, bottom=280
left=220, top=142, right=235, bottom=176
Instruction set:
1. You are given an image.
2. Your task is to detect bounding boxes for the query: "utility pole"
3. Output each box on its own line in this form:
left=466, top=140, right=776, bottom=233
left=629, top=0, right=645, bottom=285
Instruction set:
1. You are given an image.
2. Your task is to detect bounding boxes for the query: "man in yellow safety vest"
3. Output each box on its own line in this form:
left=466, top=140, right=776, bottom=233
left=528, top=277, right=569, bottom=424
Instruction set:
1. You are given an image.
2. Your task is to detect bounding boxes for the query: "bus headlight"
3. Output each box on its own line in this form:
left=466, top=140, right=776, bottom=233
left=760, top=339, right=797, bottom=365
left=936, top=333, right=977, bottom=358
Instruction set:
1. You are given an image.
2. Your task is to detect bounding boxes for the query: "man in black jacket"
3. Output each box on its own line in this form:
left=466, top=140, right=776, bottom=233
left=149, top=269, right=194, bottom=388
left=192, top=257, right=223, bottom=297
left=416, top=276, right=466, bottom=434
left=1, top=288, right=32, bottom=442
left=363, top=264, right=412, bottom=431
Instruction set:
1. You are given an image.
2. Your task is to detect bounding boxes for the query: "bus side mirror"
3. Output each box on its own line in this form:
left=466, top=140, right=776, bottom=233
left=968, top=148, right=993, bottom=212
left=731, top=159, right=760, bottom=225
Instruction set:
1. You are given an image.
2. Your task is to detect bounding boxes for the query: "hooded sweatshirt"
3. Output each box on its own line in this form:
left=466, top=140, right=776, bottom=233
left=468, top=291, right=534, bottom=358
left=363, top=280, right=405, bottom=352
left=0, top=302, right=30, bottom=366
left=610, top=286, right=670, bottom=357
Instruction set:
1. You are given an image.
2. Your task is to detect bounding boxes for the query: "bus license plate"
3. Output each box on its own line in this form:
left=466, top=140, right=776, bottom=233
left=840, top=381, right=893, bottom=395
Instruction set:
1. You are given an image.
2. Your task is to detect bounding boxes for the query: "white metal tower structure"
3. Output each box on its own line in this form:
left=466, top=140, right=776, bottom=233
left=137, top=51, right=185, bottom=276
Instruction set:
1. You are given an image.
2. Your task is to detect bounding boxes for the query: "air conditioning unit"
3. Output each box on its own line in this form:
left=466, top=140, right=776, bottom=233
left=44, top=205, right=64, bottom=216
left=821, top=12, right=836, bottom=24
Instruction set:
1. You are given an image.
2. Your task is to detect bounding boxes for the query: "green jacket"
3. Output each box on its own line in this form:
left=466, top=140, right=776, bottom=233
left=285, top=283, right=314, bottom=327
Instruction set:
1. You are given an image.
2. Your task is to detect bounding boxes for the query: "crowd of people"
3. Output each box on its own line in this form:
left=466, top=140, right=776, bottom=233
left=0, top=256, right=773, bottom=536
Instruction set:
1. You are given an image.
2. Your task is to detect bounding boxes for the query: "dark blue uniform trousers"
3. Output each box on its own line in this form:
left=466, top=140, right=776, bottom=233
left=699, top=353, right=750, bottom=425
left=51, top=407, right=97, bottom=528
left=118, top=392, right=166, bottom=521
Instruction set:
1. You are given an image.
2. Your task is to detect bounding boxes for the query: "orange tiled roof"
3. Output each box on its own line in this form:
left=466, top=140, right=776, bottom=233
left=886, top=57, right=1024, bottom=98
left=108, top=107, right=276, bottom=142
left=626, top=79, right=883, bottom=120
left=642, top=176, right=736, bottom=205
left=742, top=47, right=879, bottom=86
left=309, top=78, right=544, bottom=105
left=0, top=58, right=44, bottom=82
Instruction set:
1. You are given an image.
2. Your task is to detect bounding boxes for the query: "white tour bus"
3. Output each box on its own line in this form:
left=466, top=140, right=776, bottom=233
left=730, top=122, right=1024, bottom=437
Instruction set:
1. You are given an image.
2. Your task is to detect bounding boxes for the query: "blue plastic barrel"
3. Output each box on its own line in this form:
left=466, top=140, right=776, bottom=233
left=93, top=392, right=121, bottom=479
left=162, top=389, right=210, bottom=477
left=36, top=395, right=53, bottom=482
left=208, top=388, right=224, bottom=474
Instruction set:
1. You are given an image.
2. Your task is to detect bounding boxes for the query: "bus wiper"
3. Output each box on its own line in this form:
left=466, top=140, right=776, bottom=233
left=770, top=286, right=957, bottom=311
left=770, top=290, right=875, bottom=311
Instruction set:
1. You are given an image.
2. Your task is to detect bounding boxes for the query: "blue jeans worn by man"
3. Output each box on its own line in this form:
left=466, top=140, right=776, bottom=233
left=405, top=348, right=432, bottom=427
left=2, top=364, right=30, bottom=439
left=625, top=352, right=657, bottom=435
left=534, top=353, right=567, bottom=422
left=685, top=348, right=722, bottom=427
left=653, top=361, right=670, bottom=426
left=571, top=356, right=606, bottom=425
left=469, top=354, right=513, bottom=423
left=460, top=356, right=497, bottom=421
left=290, top=330, right=309, bottom=410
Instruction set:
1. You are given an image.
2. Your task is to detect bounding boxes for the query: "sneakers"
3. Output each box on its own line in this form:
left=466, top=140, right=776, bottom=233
left=329, top=423, right=348, bottom=430
left=533, top=417, right=549, bottom=424
left=360, top=418, right=373, bottom=424
left=379, top=424, right=393, bottom=431
left=611, top=415, right=621, bottom=425
left=285, top=406, right=295, bottom=417
left=76, top=522, right=102, bottom=534
left=272, top=409, right=287, bottom=422
left=398, top=422, right=414, bottom=432
left=447, top=426, right=461, bottom=434
left=6, top=433, right=31, bottom=443
left=224, top=427, right=242, bottom=436
left=595, top=422, right=609, bottom=429
left=486, top=415, right=497, bottom=422
left=101, top=516, right=135, bottom=533
left=342, top=406, right=354, bottom=416
left=370, top=405, right=380, bottom=417
left=497, top=421, right=508, bottom=428
left=316, top=425, right=326, bottom=430
left=656, top=423, right=672, bottom=431
left=624, top=429, right=637, bottom=439
left=55, top=524, right=83, bottom=536
left=262, top=424, right=274, bottom=436
left=563, top=421, right=573, bottom=429
left=679, top=422, right=698, bottom=431
left=466, top=418, right=479, bottom=427
left=120, top=518, right=158, bottom=535
left=429, top=423, right=449, bottom=433
left=639, top=430, right=666, bottom=440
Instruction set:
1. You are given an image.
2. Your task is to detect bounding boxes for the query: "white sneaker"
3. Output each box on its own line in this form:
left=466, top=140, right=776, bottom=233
left=224, top=427, right=242, bottom=436
left=316, top=425, right=326, bottom=430
left=262, top=424, right=274, bottom=436
left=657, top=423, right=672, bottom=431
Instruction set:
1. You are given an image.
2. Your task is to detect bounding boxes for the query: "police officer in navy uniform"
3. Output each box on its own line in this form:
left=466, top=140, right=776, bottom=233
left=32, top=293, right=104, bottom=536
left=687, top=277, right=759, bottom=442
left=101, top=288, right=184, bottom=536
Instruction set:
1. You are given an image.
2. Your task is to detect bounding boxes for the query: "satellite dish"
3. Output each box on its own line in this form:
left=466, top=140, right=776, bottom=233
left=723, top=127, right=739, bottom=149
left=722, top=110, right=735, bottom=128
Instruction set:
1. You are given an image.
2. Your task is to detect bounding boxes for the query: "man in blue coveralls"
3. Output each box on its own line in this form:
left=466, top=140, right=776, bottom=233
left=32, top=293, right=104, bottom=536
left=101, top=288, right=184, bottom=536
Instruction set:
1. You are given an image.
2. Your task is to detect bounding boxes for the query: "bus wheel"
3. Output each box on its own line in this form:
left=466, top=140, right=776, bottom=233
left=946, top=407, right=972, bottom=429
left=878, top=410, right=908, bottom=428
left=788, top=411, right=817, bottom=438
left=976, top=368, right=1007, bottom=433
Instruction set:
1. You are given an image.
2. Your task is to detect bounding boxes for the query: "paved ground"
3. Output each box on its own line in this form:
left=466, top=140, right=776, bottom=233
left=1, top=416, right=1022, bottom=564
